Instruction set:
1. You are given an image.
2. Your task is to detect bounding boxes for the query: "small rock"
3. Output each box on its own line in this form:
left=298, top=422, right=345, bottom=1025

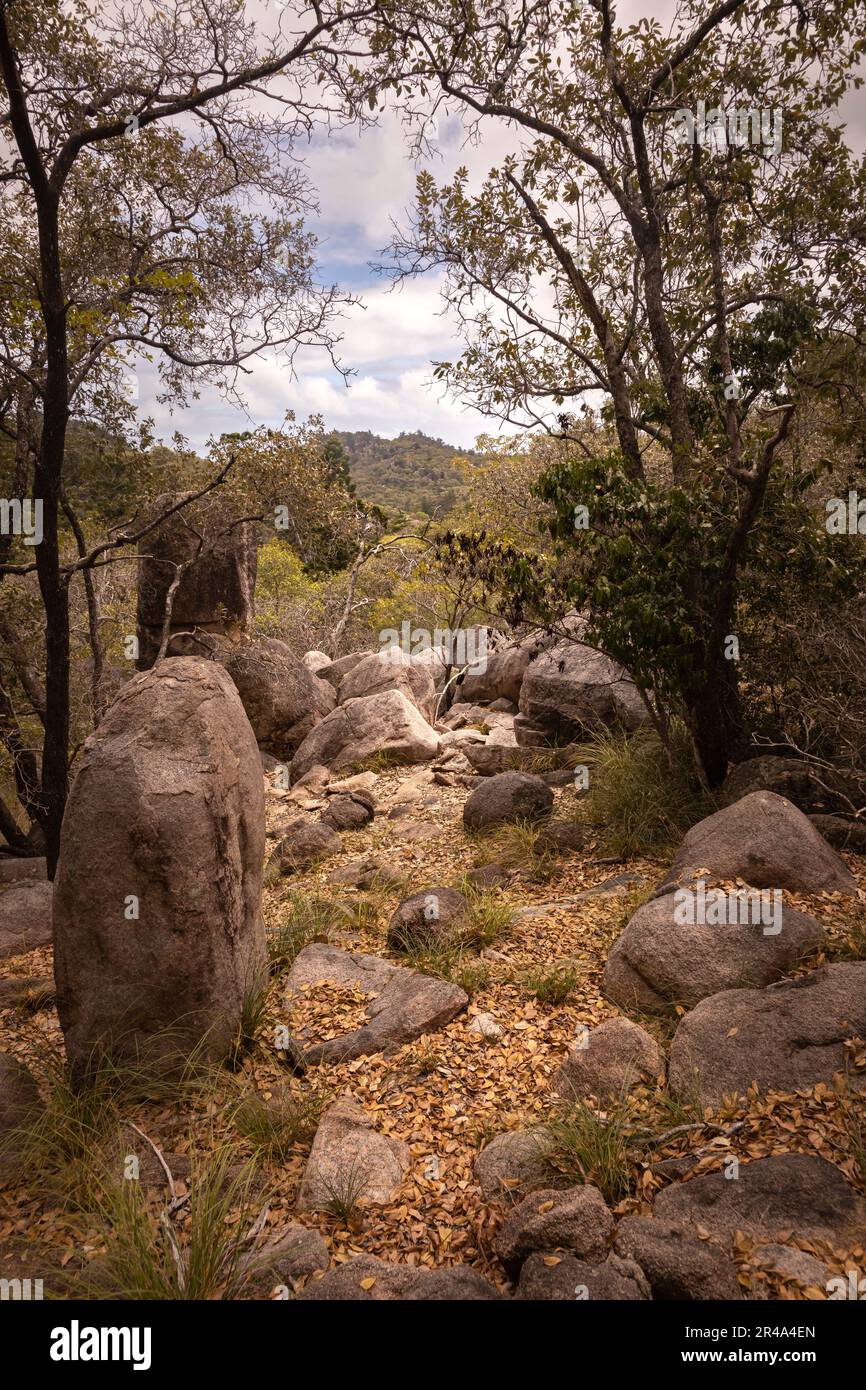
left=751, top=1243, right=835, bottom=1293
left=534, top=822, right=586, bottom=854
left=468, top=1012, right=503, bottom=1039
left=270, top=819, right=341, bottom=874
left=808, top=814, right=866, bottom=854
left=320, top=793, right=374, bottom=832
left=296, top=1097, right=410, bottom=1212
left=386, top=887, right=467, bottom=952
left=614, top=1217, right=741, bottom=1299
left=554, top=1017, right=664, bottom=1102
left=515, top=1251, right=649, bottom=1300
left=391, top=818, right=440, bottom=844
left=466, top=863, right=511, bottom=889
left=463, top=771, right=554, bottom=831
left=495, top=1185, right=614, bottom=1277
left=0, top=857, right=47, bottom=885
left=0, top=881, right=53, bottom=960
left=302, top=650, right=331, bottom=674
left=326, top=772, right=377, bottom=798
left=240, top=1223, right=329, bottom=1293
left=294, top=765, right=331, bottom=792
left=474, top=1131, right=550, bottom=1200
left=327, top=856, right=404, bottom=890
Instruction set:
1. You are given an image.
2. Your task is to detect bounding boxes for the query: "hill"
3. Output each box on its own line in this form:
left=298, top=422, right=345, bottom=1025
left=331, top=429, right=480, bottom=518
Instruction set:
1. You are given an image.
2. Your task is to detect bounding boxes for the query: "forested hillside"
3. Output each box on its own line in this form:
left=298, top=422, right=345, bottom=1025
left=331, top=430, right=481, bottom=518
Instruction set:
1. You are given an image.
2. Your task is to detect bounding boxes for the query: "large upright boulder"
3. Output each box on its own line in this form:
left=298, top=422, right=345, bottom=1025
left=53, top=658, right=267, bottom=1076
left=337, top=649, right=436, bottom=721
left=217, top=636, right=335, bottom=760
left=517, top=639, right=646, bottom=745
left=289, top=690, right=439, bottom=783
left=657, top=791, right=858, bottom=898
left=135, top=493, right=258, bottom=670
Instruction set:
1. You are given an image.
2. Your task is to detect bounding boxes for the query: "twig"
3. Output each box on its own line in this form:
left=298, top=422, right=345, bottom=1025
left=128, top=1121, right=177, bottom=1201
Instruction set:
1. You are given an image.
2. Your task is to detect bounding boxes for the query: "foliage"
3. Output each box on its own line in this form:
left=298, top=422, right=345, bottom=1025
left=579, top=725, right=715, bottom=857
left=332, top=429, right=480, bottom=520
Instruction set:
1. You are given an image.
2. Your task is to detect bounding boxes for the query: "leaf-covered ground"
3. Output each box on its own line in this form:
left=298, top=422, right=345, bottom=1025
left=1, top=764, right=864, bottom=1299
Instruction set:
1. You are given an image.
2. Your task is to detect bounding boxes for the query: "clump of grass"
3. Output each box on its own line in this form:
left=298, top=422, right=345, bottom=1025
left=578, top=724, right=714, bottom=857
left=348, top=750, right=399, bottom=774
left=7, top=1037, right=216, bottom=1211
left=394, top=938, right=466, bottom=981
left=449, top=960, right=492, bottom=996
left=319, top=1159, right=368, bottom=1225
left=517, top=744, right=585, bottom=775
left=266, top=892, right=353, bottom=973
left=232, top=1088, right=324, bottom=1161
left=472, top=820, right=556, bottom=880
left=226, top=970, right=272, bottom=1068
left=522, top=962, right=580, bottom=1006
left=91, top=1146, right=266, bottom=1300
left=541, top=1097, right=636, bottom=1204
left=460, top=887, right=515, bottom=949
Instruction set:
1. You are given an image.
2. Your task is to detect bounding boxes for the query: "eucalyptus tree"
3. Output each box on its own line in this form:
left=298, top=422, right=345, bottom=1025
left=0, top=0, right=373, bottom=868
left=360, top=0, right=866, bottom=781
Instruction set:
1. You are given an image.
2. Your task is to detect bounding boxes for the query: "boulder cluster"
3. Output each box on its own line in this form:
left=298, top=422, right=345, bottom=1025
left=1, top=558, right=863, bottom=1303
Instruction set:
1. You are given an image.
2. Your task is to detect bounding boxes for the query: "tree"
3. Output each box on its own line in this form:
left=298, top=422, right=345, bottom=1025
left=0, top=0, right=372, bottom=870
left=361, top=0, right=866, bottom=782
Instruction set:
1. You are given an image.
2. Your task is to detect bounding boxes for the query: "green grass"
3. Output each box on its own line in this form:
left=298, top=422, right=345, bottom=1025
left=449, top=960, right=493, bottom=996
left=5, top=1039, right=217, bottom=1211
left=541, top=1096, right=635, bottom=1203
left=460, top=887, right=515, bottom=949
left=471, top=820, right=556, bottom=880
left=391, top=888, right=514, bottom=981
left=319, top=1159, right=369, bottom=1225
left=521, top=962, right=580, bottom=1006
left=577, top=724, right=715, bottom=857
left=266, top=891, right=356, bottom=973
left=226, top=967, right=272, bottom=1069
left=232, top=1087, right=325, bottom=1161
left=90, top=1146, right=267, bottom=1300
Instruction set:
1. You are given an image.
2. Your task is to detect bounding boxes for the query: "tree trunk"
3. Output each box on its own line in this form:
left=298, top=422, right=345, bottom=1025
left=688, top=643, right=748, bottom=787
left=33, top=196, right=71, bottom=877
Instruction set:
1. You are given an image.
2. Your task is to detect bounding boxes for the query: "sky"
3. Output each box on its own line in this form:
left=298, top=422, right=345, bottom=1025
left=139, top=0, right=865, bottom=455
left=142, top=103, right=519, bottom=452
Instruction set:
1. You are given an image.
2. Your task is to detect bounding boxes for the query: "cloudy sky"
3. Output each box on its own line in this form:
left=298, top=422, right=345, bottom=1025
left=144, top=102, right=517, bottom=452
left=141, top=0, right=864, bottom=455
